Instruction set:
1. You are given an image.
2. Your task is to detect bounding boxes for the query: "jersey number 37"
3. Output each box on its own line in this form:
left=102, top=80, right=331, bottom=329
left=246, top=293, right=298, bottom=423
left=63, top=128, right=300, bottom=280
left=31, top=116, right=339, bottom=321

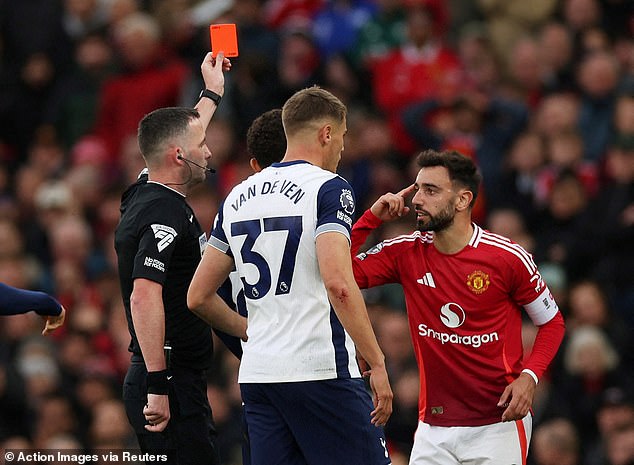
left=231, top=216, right=303, bottom=300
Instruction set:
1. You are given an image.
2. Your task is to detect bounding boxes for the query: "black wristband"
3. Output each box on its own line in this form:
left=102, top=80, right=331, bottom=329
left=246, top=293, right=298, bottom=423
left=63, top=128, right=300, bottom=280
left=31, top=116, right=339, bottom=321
left=146, top=370, right=170, bottom=395
left=198, top=88, right=222, bottom=106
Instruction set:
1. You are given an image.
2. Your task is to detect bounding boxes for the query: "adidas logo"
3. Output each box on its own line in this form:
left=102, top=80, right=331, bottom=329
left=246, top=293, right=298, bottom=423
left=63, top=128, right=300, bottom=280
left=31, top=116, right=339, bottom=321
left=416, top=272, right=436, bottom=288
left=151, top=224, right=177, bottom=252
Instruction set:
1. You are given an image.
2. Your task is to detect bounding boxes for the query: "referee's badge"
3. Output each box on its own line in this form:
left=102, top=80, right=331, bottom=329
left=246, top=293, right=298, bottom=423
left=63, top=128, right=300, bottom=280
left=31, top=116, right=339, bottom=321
left=151, top=224, right=177, bottom=252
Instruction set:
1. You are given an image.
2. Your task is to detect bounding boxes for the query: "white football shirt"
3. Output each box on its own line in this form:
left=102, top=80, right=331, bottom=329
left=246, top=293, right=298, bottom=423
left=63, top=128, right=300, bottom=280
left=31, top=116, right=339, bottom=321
left=209, top=161, right=361, bottom=383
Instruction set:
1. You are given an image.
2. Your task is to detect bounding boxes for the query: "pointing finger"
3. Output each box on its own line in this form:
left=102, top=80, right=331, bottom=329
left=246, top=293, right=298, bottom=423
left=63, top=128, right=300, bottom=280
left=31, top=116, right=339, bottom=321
left=397, top=184, right=416, bottom=198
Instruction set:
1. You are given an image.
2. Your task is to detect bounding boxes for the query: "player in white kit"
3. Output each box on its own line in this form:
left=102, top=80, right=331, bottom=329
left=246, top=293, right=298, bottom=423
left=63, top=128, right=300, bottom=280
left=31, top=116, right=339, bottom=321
left=188, top=86, right=393, bottom=465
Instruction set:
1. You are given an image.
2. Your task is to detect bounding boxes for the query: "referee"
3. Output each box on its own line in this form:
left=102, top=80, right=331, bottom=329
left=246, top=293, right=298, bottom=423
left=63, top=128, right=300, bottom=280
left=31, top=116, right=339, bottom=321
left=114, top=52, right=246, bottom=464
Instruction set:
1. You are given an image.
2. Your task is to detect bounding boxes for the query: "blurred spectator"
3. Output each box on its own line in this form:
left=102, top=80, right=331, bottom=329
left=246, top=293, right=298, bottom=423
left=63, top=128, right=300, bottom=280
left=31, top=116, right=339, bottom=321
left=14, top=338, right=61, bottom=403
left=538, top=21, right=576, bottom=94
left=90, top=12, right=190, bottom=166
left=531, top=417, right=580, bottom=465
left=0, top=0, right=74, bottom=161
left=374, top=310, right=414, bottom=379
left=321, top=53, right=372, bottom=108
left=577, top=26, right=612, bottom=56
left=0, top=361, right=30, bottom=438
left=563, top=137, right=634, bottom=323
left=23, top=181, right=77, bottom=271
left=533, top=171, right=589, bottom=266
left=32, top=393, right=79, bottom=448
left=605, top=423, right=634, bottom=465
left=566, top=281, right=630, bottom=346
left=497, top=130, right=547, bottom=223
left=206, top=384, right=245, bottom=464
left=311, top=0, right=377, bottom=59
left=337, top=109, right=399, bottom=211
left=0, top=53, right=61, bottom=166
left=385, top=366, right=418, bottom=458
left=118, top=135, right=147, bottom=186
left=61, top=0, right=109, bottom=40
left=203, top=116, right=246, bottom=198
left=402, top=91, right=527, bottom=216
left=369, top=0, right=461, bottom=155
left=43, top=32, right=115, bottom=151
left=532, top=92, right=581, bottom=140
left=48, top=215, right=101, bottom=278
left=220, top=0, right=281, bottom=137
left=537, top=262, right=569, bottom=311
left=0, top=435, right=32, bottom=451
left=263, top=0, right=324, bottom=30
left=613, top=94, right=634, bottom=140
left=275, top=29, right=323, bottom=101
left=505, top=36, right=545, bottom=108
left=560, top=0, right=603, bottom=34
left=557, top=325, right=632, bottom=445
left=352, top=0, right=406, bottom=68
left=476, top=0, right=557, bottom=60
left=584, top=387, right=634, bottom=465
left=457, top=23, right=503, bottom=95
left=0, top=219, right=25, bottom=261
left=43, top=434, right=84, bottom=454
left=89, top=398, right=135, bottom=449
left=576, top=51, right=622, bottom=161
left=486, top=207, right=536, bottom=252
left=107, top=0, right=139, bottom=26
left=534, top=129, right=599, bottom=206
left=22, top=133, right=67, bottom=184
left=613, top=33, right=634, bottom=78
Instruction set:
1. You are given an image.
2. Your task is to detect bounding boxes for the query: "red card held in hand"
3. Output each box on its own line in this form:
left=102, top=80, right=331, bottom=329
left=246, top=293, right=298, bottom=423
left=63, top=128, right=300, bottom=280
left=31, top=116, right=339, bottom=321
left=209, top=23, right=238, bottom=57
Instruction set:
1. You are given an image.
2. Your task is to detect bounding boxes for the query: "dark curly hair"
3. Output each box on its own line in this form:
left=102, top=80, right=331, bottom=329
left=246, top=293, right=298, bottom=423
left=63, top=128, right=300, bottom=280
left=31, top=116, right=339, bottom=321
left=246, top=109, right=286, bottom=168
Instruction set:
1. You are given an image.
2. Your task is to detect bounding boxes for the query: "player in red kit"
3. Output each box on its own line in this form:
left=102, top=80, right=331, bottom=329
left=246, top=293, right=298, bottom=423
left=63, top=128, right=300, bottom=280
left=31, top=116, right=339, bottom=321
left=352, top=150, right=565, bottom=465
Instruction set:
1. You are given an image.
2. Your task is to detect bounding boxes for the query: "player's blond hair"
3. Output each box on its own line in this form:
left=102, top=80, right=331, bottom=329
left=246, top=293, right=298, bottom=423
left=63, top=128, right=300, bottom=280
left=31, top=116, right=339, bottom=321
left=282, top=86, right=346, bottom=137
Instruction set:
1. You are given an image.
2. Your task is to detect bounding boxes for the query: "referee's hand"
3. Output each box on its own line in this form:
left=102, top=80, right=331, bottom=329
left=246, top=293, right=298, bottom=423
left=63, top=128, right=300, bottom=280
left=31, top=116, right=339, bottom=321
left=144, top=394, right=170, bottom=432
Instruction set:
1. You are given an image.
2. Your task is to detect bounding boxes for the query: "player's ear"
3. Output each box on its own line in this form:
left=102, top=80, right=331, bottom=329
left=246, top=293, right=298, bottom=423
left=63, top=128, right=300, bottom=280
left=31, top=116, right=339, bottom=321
left=249, top=158, right=261, bottom=173
left=318, top=124, right=331, bottom=147
left=456, top=189, right=473, bottom=212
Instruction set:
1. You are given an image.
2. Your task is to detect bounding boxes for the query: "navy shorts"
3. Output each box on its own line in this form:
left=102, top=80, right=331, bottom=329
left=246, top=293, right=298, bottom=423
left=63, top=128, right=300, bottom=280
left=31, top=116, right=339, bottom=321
left=240, top=378, right=391, bottom=465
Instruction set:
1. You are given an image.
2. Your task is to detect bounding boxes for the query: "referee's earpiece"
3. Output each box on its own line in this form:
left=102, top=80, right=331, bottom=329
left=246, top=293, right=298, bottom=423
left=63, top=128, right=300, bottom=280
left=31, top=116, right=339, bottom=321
left=176, top=150, right=216, bottom=173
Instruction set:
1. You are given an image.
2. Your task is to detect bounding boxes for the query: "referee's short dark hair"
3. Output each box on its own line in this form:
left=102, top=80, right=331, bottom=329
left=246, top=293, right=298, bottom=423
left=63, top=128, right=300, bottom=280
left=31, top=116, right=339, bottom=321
left=138, top=107, right=200, bottom=164
left=247, top=109, right=286, bottom=169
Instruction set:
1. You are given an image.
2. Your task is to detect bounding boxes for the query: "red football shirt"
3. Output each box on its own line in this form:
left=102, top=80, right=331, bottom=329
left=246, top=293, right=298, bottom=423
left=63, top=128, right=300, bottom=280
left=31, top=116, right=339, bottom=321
left=352, top=210, right=564, bottom=426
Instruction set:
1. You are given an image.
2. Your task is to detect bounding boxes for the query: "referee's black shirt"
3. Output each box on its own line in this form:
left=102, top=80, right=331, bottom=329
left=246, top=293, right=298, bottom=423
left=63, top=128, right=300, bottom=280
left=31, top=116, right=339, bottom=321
left=115, top=174, right=212, bottom=371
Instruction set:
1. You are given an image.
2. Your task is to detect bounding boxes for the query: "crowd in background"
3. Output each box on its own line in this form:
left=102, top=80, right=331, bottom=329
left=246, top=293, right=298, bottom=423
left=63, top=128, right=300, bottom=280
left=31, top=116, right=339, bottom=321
left=0, top=0, right=633, bottom=464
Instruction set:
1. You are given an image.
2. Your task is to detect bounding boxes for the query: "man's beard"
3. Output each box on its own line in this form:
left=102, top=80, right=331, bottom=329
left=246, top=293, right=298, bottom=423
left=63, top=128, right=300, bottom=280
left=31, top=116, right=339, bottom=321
left=416, top=204, right=455, bottom=232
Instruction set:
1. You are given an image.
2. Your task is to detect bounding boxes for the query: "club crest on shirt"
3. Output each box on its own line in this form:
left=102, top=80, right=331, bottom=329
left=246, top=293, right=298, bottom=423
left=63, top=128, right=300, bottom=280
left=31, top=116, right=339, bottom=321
left=339, top=189, right=355, bottom=215
left=466, top=270, right=490, bottom=294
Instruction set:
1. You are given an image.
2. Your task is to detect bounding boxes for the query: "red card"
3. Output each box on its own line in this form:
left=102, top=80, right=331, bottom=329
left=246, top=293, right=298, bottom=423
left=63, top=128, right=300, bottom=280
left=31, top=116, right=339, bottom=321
left=209, top=24, right=239, bottom=57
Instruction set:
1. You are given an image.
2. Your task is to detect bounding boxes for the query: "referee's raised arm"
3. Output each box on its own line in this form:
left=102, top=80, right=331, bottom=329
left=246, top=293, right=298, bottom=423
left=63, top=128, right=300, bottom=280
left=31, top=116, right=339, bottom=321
left=194, top=52, right=230, bottom=131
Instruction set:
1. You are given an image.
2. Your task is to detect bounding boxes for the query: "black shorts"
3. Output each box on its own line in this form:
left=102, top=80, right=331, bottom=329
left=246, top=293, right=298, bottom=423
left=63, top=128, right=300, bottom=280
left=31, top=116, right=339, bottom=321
left=123, top=363, right=220, bottom=465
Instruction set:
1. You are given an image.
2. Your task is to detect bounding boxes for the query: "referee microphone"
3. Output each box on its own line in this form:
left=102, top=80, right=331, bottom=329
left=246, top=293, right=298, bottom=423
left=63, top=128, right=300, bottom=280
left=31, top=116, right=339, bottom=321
left=177, top=151, right=216, bottom=173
